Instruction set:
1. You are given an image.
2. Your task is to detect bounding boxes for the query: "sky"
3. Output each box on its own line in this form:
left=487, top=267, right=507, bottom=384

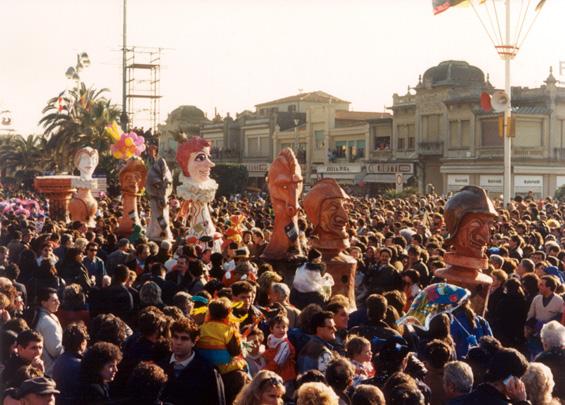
left=2, top=0, right=565, bottom=136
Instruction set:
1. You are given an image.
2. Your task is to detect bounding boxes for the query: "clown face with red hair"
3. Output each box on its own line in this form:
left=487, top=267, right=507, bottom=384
left=176, top=137, right=215, bottom=183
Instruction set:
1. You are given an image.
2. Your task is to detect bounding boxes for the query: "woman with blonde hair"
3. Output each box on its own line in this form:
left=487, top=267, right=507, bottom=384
left=522, top=362, right=560, bottom=405
left=296, top=382, right=339, bottom=405
left=233, top=370, right=285, bottom=405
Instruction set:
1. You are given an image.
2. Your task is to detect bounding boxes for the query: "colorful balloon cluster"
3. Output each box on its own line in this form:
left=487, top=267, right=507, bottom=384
left=105, top=121, right=146, bottom=160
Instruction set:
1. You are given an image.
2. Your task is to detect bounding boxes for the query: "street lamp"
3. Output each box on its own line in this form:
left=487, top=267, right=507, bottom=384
left=293, top=118, right=300, bottom=152
left=65, top=52, right=90, bottom=87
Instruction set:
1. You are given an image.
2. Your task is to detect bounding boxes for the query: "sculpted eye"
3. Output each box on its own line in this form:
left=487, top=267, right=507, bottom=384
left=195, top=153, right=206, bottom=162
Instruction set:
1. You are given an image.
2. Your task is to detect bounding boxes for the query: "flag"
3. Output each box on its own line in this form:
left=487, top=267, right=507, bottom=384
left=433, top=0, right=467, bottom=15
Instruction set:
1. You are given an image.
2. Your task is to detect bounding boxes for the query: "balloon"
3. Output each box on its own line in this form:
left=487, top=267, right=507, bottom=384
left=111, top=132, right=146, bottom=160
left=105, top=121, right=122, bottom=142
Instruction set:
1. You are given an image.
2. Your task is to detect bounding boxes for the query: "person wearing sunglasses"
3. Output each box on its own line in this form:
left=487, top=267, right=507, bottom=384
left=83, top=243, right=106, bottom=288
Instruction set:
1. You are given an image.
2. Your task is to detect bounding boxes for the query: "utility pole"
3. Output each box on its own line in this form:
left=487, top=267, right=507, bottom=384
left=120, top=0, right=128, bottom=131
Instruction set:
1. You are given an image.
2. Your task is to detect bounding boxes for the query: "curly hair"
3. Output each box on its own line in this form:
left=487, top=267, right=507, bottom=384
left=296, top=382, right=338, bottom=405
left=89, top=313, right=128, bottom=346
left=80, top=341, right=122, bottom=384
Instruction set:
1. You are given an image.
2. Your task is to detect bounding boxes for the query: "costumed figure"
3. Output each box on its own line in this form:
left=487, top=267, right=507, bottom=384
left=261, top=148, right=304, bottom=261
left=434, top=185, right=496, bottom=315
left=116, top=157, right=147, bottom=237
left=303, top=178, right=357, bottom=304
left=146, top=154, right=173, bottom=242
left=69, top=147, right=99, bottom=228
left=176, top=137, right=222, bottom=252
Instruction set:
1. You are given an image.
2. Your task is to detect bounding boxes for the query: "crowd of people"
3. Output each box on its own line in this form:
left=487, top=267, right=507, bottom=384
left=0, top=186, right=564, bottom=405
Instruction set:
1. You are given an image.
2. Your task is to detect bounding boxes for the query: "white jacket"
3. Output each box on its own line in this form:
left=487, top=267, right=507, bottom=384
left=292, top=262, right=334, bottom=298
left=35, top=308, right=63, bottom=375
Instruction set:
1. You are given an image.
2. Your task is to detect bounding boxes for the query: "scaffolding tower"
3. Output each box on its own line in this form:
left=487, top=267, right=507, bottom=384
left=125, top=47, right=162, bottom=132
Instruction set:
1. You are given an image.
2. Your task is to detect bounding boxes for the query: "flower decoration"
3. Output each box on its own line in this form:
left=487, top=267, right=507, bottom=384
left=110, top=132, right=146, bottom=160
left=105, top=121, right=122, bottom=142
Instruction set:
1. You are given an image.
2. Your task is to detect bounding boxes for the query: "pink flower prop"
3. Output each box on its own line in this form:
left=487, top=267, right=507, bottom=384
left=111, top=132, right=146, bottom=160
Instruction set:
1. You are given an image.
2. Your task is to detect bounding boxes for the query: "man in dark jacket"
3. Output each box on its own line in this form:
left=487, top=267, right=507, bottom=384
left=297, top=311, right=337, bottom=374
left=160, top=318, right=225, bottom=405
left=461, top=348, right=530, bottom=405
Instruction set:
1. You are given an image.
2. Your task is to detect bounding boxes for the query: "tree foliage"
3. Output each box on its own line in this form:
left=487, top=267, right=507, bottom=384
left=39, top=83, right=121, bottom=171
left=211, top=164, right=249, bottom=197
left=555, top=184, right=565, bottom=201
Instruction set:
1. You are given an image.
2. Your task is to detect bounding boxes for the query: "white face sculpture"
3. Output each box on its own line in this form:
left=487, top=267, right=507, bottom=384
left=187, top=146, right=215, bottom=184
left=77, top=151, right=99, bottom=180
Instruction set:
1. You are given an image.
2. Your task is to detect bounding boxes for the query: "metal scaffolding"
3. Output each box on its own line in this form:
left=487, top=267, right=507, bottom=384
left=125, top=47, right=162, bottom=132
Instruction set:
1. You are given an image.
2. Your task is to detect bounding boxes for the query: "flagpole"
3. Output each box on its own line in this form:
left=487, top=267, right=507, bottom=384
left=503, top=0, right=511, bottom=207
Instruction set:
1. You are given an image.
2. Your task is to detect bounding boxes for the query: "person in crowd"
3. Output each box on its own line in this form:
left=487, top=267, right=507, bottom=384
left=535, top=320, right=565, bottom=399
left=83, top=242, right=107, bottom=288
left=297, top=311, right=337, bottom=374
left=232, top=280, right=263, bottom=330
left=33, top=288, right=63, bottom=375
left=58, top=248, right=93, bottom=292
left=2, top=330, right=45, bottom=388
left=56, top=284, right=89, bottom=329
left=296, top=381, right=339, bottom=405
left=291, top=249, right=334, bottom=310
left=233, top=370, right=285, bottom=405
left=325, top=357, right=355, bottom=405
left=244, top=326, right=266, bottom=377
left=160, top=317, right=225, bottom=404
left=263, top=314, right=296, bottom=384
left=122, top=361, right=168, bottom=405
left=443, top=361, right=474, bottom=405
left=106, top=238, right=132, bottom=275
left=521, top=362, right=560, bottom=405
left=269, top=282, right=301, bottom=329
left=345, top=335, right=374, bottom=386
left=51, top=322, right=89, bottom=405
left=350, top=384, right=385, bottom=405
left=525, top=275, right=564, bottom=358
left=79, top=341, right=122, bottom=404
left=450, top=299, right=493, bottom=359
left=3, top=376, right=60, bottom=405
left=461, top=347, right=529, bottom=405
left=100, top=264, right=134, bottom=321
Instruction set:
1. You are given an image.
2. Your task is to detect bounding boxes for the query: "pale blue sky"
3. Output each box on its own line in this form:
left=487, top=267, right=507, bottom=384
left=2, top=0, right=564, bottom=135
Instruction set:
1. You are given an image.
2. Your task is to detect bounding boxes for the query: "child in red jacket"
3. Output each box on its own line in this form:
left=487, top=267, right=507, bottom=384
left=262, top=314, right=296, bottom=383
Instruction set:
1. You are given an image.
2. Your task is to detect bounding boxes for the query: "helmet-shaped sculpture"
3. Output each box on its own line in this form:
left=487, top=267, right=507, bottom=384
left=444, top=186, right=498, bottom=251
left=303, top=178, right=350, bottom=250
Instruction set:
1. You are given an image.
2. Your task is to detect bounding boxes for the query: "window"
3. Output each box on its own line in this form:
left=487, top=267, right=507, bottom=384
left=248, top=136, right=269, bottom=157
left=407, top=137, right=415, bottom=150
left=288, top=104, right=297, bottom=112
left=335, top=141, right=347, bottom=158
left=375, top=136, right=390, bottom=150
left=422, top=114, right=440, bottom=141
left=248, top=137, right=260, bottom=156
left=449, top=121, right=459, bottom=147
left=353, top=140, right=366, bottom=160
left=514, top=120, right=542, bottom=147
left=314, top=130, right=325, bottom=149
left=481, top=119, right=503, bottom=147
left=398, top=138, right=405, bottom=150
left=461, top=120, right=470, bottom=147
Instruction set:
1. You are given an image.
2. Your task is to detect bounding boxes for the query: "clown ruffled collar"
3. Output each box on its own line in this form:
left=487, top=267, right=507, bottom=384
left=71, top=177, right=97, bottom=189
left=177, top=174, right=218, bottom=203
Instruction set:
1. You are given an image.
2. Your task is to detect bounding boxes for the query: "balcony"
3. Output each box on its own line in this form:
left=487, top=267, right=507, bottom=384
left=553, top=148, right=565, bottom=160
left=477, top=147, right=504, bottom=159
left=328, top=149, right=365, bottom=163
left=418, top=141, right=444, bottom=156
left=370, top=149, right=392, bottom=161
left=512, top=147, right=544, bottom=160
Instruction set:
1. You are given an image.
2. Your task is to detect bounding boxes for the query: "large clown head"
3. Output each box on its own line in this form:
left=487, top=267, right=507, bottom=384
left=74, top=147, right=99, bottom=180
left=176, top=137, right=215, bottom=184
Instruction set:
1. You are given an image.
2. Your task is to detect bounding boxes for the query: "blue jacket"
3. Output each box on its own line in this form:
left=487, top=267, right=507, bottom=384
left=450, top=308, right=492, bottom=359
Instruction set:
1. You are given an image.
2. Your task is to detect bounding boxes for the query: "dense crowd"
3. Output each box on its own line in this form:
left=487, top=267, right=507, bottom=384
left=0, top=187, right=564, bottom=405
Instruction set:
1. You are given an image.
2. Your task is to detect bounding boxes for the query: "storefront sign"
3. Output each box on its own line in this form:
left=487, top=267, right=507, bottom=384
left=366, top=163, right=413, bottom=174
left=317, top=165, right=362, bottom=173
left=514, top=175, right=543, bottom=188
left=479, top=175, right=503, bottom=189
left=244, top=162, right=270, bottom=172
left=447, top=175, right=470, bottom=186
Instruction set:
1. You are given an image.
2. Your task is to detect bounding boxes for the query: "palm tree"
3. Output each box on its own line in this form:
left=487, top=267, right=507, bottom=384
left=39, top=83, right=121, bottom=170
left=0, top=133, right=49, bottom=177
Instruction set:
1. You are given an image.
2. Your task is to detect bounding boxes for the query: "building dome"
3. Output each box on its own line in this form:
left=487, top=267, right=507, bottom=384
left=422, top=60, right=485, bottom=88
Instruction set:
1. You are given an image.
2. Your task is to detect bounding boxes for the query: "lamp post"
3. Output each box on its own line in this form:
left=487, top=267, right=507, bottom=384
left=293, top=118, right=300, bottom=153
left=65, top=52, right=90, bottom=88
